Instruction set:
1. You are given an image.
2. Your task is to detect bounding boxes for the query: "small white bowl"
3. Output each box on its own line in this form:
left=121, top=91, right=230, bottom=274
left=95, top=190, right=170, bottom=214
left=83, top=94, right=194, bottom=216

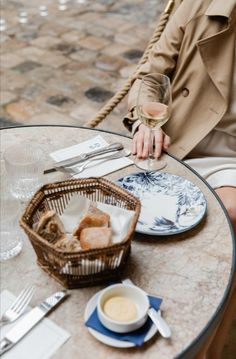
left=97, top=283, right=149, bottom=333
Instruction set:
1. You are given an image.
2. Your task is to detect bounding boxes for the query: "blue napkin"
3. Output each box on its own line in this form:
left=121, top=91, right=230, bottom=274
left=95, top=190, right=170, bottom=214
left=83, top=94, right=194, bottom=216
left=85, top=295, right=162, bottom=346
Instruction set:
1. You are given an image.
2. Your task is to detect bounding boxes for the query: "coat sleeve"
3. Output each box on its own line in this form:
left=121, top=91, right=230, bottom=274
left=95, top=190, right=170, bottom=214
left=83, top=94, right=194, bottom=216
left=123, top=0, right=195, bottom=132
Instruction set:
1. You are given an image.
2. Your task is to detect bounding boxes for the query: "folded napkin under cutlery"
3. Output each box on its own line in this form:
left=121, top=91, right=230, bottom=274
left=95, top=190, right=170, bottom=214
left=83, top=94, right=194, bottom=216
left=47, top=135, right=133, bottom=178
left=44, top=142, right=124, bottom=174
left=85, top=294, right=162, bottom=346
left=55, top=149, right=131, bottom=176
left=0, top=290, right=70, bottom=358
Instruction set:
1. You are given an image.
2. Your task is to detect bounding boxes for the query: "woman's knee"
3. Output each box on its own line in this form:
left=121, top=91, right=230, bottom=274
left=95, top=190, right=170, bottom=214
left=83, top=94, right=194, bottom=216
left=226, top=205, right=236, bottom=226
left=222, top=199, right=236, bottom=229
left=215, top=187, right=236, bottom=229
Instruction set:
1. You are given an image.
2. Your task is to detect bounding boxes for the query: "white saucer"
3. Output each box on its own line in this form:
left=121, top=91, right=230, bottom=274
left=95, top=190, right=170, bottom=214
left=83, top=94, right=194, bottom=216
left=84, top=290, right=158, bottom=348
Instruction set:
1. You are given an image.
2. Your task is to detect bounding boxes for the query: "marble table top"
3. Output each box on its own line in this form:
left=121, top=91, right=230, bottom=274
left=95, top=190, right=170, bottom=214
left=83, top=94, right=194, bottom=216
left=0, top=125, right=235, bottom=359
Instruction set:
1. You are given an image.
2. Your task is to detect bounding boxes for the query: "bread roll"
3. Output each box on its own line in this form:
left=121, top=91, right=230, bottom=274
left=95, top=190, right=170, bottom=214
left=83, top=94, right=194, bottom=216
left=36, top=210, right=65, bottom=243
left=73, top=205, right=110, bottom=237
left=80, top=227, right=112, bottom=250
left=55, top=236, right=81, bottom=252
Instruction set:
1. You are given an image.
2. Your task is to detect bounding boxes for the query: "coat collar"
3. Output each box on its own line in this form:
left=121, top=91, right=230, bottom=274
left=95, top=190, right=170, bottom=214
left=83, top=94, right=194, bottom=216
left=205, top=0, right=236, bottom=19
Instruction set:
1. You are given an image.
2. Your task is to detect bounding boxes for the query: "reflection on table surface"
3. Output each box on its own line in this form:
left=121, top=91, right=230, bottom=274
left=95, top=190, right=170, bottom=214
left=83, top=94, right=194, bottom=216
left=0, top=125, right=235, bottom=359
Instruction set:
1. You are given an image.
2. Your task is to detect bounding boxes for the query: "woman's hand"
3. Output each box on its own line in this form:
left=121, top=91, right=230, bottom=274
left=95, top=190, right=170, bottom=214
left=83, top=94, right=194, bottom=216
left=132, top=124, right=171, bottom=159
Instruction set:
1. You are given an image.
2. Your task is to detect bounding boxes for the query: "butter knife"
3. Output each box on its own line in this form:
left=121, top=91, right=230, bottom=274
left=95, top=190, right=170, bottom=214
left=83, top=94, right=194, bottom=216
left=122, top=279, right=171, bottom=339
left=44, top=142, right=124, bottom=174
left=0, top=290, right=68, bottom=355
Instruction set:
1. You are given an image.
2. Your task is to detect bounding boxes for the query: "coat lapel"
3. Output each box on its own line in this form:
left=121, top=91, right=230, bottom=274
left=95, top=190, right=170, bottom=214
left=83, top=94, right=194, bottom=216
left=197, top=27, right=235, bottom=103
left=197, top=1, right=235, bottom=103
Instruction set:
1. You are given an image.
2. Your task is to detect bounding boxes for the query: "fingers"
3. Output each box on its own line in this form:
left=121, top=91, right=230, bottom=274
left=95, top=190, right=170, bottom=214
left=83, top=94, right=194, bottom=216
left=142, top=129, right=152, bottom=158
left=163, top=134, right=171, bottom=151
left=132, top=124, right=171, bottom=159
left=154, top=129, right=164, bottom=159
left=153, top=129, right=171, bottom=158
left=132, top=124, right=151, bottom=159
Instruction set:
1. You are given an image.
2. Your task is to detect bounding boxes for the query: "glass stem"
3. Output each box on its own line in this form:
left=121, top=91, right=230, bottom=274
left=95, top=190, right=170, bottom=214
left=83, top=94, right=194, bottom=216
left=147, top=128, right=154, bottom=171
left=149, top=128, right=154, bottom=161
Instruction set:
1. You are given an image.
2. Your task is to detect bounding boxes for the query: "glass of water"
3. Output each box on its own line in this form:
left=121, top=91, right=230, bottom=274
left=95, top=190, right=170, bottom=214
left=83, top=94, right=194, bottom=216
left=0, top=194, right=23, bottom=261
left=4, top=142, right=44, bottom=201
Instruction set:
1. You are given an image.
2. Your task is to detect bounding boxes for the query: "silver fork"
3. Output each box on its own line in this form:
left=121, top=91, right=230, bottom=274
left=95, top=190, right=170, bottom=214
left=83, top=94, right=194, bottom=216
left=0, top=286, right=35, bottom=326
left=56, top=149, right=131, bottom=175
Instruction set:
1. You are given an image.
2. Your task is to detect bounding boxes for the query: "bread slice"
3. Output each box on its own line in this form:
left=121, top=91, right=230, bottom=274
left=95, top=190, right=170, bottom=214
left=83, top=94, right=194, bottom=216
left=36, top=210, right=66, bottom=243
left=55, top=236, right=81, bottom=252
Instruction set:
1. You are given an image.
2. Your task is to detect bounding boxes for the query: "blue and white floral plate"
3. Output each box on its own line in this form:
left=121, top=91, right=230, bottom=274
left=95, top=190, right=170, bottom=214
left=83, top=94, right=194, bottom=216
left=117, top=172, right=207, bottom=236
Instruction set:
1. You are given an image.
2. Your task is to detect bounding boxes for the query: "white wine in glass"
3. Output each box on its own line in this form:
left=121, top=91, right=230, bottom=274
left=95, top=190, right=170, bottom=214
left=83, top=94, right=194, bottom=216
left=135, top=73, right=172, bottom=171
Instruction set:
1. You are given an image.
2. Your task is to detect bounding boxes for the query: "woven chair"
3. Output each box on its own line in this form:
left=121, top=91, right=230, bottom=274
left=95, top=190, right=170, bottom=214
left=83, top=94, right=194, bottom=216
left=86, top=0, right=183, bottom=129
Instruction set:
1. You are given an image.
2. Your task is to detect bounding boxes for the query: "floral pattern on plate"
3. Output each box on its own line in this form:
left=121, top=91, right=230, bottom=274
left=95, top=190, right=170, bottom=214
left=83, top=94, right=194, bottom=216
left=116, top=171, right=207, bottom=236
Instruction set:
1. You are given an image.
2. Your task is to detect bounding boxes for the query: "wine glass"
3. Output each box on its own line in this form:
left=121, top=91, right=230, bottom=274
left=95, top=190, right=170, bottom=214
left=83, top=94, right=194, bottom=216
left=135, top=73, right=172, bottom=171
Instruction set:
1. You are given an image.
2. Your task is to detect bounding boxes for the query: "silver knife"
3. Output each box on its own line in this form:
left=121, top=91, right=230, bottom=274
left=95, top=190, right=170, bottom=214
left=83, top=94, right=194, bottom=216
left=0, top=291, right=68, bottom=355
left=55, top=149, right=131, bottom=175
left=44, top=142, right=124, bottom=174
left=122, top=279, right=171, bottom=339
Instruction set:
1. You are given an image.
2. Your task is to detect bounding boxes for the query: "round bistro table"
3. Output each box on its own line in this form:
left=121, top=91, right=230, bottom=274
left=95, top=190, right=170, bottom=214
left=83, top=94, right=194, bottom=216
left=0, top=125, right=235, bottom=359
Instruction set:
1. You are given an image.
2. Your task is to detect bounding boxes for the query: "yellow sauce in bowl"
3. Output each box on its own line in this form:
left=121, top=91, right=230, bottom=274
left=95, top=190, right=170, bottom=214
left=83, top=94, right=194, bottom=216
left=103, top=296, right=137, bottom=322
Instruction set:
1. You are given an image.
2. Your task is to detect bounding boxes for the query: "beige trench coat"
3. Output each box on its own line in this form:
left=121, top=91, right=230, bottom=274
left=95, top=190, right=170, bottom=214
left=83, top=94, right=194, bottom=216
left=124, top=0, right=236, bottom=160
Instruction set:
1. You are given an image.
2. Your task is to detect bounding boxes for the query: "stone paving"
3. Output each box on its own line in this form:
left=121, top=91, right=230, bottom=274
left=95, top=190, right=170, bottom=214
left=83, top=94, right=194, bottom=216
left=0, top=1, right=236, bottom=356
left=0, top=0, right=165, bottom=134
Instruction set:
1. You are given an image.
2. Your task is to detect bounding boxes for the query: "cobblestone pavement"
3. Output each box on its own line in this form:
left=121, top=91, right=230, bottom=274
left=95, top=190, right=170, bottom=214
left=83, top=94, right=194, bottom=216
left=0, top=0, right=165, bottom=134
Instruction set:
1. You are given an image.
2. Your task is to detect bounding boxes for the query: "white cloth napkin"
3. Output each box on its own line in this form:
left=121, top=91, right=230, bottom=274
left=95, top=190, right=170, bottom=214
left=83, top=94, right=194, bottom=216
left=60, top=193, right=135, bottom=244
left=0, top=290, right=70, bottom=359
left=141, top=193, right=178, bottom=225
left=50, top=135, right=133, bottom=178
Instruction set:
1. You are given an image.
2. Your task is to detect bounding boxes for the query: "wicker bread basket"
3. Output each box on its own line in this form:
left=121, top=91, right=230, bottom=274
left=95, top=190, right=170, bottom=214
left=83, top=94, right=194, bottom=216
left=20, top=178, right=141, bottom=289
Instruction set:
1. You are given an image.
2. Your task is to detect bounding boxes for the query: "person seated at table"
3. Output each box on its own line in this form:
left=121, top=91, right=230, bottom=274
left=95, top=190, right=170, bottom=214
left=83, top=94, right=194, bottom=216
left=123, top=0, right=236, bottom=358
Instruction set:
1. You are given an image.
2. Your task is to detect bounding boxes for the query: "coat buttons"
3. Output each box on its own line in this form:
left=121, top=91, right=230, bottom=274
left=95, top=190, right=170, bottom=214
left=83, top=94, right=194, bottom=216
left=182, top=88, right=189, bottom=97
